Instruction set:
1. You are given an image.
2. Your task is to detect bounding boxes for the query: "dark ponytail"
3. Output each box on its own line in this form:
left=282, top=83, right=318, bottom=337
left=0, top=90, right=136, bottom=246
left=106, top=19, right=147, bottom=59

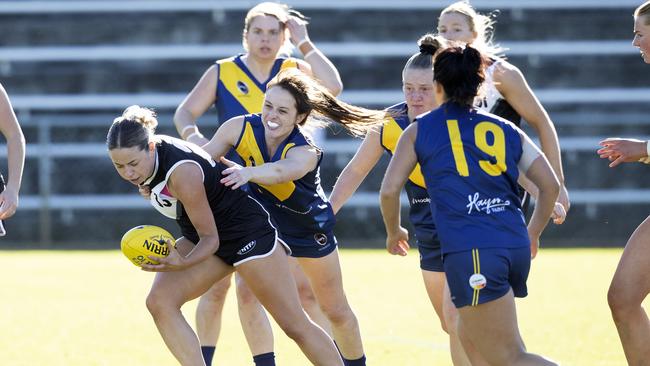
left=433, top=45, right=487, bottom=106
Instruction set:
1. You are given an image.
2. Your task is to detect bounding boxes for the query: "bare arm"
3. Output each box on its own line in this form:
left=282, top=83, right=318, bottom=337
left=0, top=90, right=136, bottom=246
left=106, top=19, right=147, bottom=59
left=330, top=129, right=384, bottom=214
left=0, top=84, right=25, bottom=219
left=174, top=65, right=218, bottom=146
left=287, top=17, right=343, bottom=96
left=379, top=124, right=418, bottom=256
left=201, top=116, right=245, bottom=161
left=518, top=131, right=561, bottom=258
left=494, top=62, right=569, bottom=211
left=142, top=163, right=220, bottom=271
left=220, top=145, right=319, bottom=189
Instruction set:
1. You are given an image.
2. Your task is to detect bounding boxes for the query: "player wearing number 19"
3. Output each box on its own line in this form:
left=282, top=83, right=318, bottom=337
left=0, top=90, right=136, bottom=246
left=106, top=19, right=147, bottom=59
left=107, top=106, right=343, bottom=366
left=379, top=45, right=560, bottom=365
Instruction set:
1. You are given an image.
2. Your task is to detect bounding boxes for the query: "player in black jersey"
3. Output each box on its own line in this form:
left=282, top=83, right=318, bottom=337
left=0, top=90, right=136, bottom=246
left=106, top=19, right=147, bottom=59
left=107, top=106, right=343, bottom=366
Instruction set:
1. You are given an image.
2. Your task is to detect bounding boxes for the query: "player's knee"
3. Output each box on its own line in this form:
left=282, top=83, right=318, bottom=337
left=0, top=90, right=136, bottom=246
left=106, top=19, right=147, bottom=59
left=146, top=291, right=177, bottom=317
left=297, top=282, right=318, bottom=308
left=236, top=280, right=259, bottom=308
left=276, top=319, right=309, bottom=344
left=321, top=302, right=356, bottom=327
left=607, top=282, right=639, bottom=318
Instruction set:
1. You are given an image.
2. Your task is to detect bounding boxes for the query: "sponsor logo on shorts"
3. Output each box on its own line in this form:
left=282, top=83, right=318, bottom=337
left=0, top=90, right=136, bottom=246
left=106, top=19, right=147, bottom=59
left=237, top=81, right=249, bottom=95
left=237, top=240, right=257, bottom=255
left=466, top=192, right=510, bottom=214
left=314, top=233, right=328, bottom=246
left=469, top=273, right=487, bottom=290
left=411, top=197, right=431, bottom=205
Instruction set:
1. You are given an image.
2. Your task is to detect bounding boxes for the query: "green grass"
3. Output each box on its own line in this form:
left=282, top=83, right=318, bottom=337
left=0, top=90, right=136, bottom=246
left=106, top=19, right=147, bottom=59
left=0, top=248, right=637, bottom=365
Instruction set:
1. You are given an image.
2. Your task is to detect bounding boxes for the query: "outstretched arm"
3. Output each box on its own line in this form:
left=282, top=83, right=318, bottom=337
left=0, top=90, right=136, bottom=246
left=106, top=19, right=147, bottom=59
left=329, top=129, right=384, bottom=214
left=219, top=145, right=319, bottom=189
left=0, top=84, right=25, bottom=220
left=380, top=124, right=418, bottom=256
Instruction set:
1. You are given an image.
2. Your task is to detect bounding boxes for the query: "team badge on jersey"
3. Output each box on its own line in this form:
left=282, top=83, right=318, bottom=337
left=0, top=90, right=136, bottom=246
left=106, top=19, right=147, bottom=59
left=237, top=81, right=249, bottom=95
left=469, top=273, right=487, bottom=290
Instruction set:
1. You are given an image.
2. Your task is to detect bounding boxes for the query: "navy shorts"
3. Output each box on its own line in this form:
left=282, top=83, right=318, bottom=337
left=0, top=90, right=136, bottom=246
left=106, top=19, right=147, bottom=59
left=279, top=231, right=337, bottom=258
left=418, top=240, right=444, bottom=272
left=444, top=246, right=530, bottom=308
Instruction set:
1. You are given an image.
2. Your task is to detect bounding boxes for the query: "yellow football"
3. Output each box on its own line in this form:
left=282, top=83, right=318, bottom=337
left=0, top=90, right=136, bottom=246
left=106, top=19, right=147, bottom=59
left=120, top=225, right=175, bottom=267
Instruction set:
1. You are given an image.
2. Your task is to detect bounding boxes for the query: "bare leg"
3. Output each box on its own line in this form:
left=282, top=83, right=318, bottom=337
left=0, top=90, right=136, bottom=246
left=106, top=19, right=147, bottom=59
left=608, top=215, right=650, bottom=366
left=196, top=274, right=232, bottom=348
left=458, top=289, right=557, bottom=366
left=146, top=238, right=234, bottom=366
left=237, top=244, right=343, bottom=365
left=235, top=272, right=275, bottom=356
left=299, top=249, right=365, bottom=360
left=290, top=256, right=334, bottom=337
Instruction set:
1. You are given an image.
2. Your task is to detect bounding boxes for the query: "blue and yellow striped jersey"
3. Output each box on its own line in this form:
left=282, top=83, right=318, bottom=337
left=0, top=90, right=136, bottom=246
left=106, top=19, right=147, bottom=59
left=380, top=102, right=437, bottom=246
left=414, top=102, right=529, bottom=253
left=215, top=54, right=298, bottom=124
left=233, top=114, right=335, bottom=237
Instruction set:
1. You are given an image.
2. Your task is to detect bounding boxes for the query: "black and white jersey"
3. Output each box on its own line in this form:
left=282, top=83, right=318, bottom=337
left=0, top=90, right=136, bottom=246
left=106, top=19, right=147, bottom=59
left=142, top=136, right=274, bottom=244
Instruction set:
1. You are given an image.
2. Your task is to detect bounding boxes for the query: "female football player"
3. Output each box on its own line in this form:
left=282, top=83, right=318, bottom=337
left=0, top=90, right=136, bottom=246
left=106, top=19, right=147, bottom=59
left=0, top=83, right=25, bottom=225
left=379, top=44, right=560, bottom=365
left=107, top=105, right=343, bottom=366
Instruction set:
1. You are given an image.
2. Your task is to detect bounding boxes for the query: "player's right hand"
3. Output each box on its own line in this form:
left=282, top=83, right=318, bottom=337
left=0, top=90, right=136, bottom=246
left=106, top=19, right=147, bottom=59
left=386, top=226, right=410, bottom=256
left=138, top=185, right=151, bottom=200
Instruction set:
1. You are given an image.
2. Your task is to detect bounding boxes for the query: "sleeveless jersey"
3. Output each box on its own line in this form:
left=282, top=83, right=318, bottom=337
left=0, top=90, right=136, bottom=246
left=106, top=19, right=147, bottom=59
left=143, top=136, right=273, bottom=243
left=475, top=59, right=522, bottom=126
left=414, top=102, right=529, bottom=254
left=380, top=102, right=437, bottom=246
left=215, top=54, right=298, bottom=123
left=233, top=114, right=335, bottom=238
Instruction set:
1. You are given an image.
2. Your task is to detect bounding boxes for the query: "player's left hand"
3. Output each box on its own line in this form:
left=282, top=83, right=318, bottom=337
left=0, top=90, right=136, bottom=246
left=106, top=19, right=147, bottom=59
left=220, top=156, right=253, bottom=189
left=529, top=234, right=540, bottom=259
left=0, top=186, right=18, bottom=220
left=386, top=226, right=410, bottom=256
left=286, top=16, right=309, bottom=47
left=141, top=239, right=189, bottom=272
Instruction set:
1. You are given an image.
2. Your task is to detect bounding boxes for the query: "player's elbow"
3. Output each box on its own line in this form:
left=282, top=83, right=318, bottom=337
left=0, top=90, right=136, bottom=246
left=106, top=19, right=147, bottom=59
left=379, top=182, right=400, bottom=201
left=539, top=174, right=561, bottom=202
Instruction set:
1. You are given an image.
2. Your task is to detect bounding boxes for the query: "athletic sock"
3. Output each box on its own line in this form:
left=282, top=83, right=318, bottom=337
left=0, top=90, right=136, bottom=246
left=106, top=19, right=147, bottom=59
left=201, top=346, right=216, bottom=366
left=253, top=352, right=276, bottom=366
left=343, top=355, right=367, bottom=366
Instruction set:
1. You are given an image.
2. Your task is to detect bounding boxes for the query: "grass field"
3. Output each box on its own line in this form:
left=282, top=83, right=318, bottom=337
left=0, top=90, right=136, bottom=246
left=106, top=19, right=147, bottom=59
left=0, top=248, right=638, bottom=365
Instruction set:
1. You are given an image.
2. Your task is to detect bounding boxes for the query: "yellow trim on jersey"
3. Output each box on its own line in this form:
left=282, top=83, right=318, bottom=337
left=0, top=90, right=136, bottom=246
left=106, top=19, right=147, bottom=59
left=382, top=117, right=426, bottom=188
left=472, top=249, right=481, bottom=306
left=235, top=122, right=296, bottom=201
left=280, top=58, right=298, bottom=70
left=218, top=61, right=265, bottom=114
left=281, top=142, right=296, bottom=159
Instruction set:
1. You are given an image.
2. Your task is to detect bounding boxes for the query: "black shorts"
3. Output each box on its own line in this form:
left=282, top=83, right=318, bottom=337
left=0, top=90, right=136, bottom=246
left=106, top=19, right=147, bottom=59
left=182, top=229, right=284, bottom=266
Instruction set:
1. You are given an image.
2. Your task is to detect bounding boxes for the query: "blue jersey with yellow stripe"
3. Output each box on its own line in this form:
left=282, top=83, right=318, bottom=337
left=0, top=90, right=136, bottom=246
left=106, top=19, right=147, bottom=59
left=414, top=102, right=529, bottom=254
left=215, top=54, right=298, bottom=123
left=233, top=114, right=335, bottom=238
left=380, top=102, right=438, bottom=247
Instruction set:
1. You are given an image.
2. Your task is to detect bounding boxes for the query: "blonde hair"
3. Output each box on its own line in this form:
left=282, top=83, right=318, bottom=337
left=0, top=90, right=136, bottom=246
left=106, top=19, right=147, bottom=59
left=107, top=105, right=158, bottom=150
left=440, top=1, right=504, bottom=57
left=635, top=1, right=650, bottom=24
left=267, top=69, right=386, bottom=137
left=242, top=2, right=307, bottom=57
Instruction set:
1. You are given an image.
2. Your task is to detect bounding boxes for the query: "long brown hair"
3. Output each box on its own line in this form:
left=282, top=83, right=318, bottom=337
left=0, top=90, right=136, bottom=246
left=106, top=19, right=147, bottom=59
left=266, top=68, right=386, bottom=137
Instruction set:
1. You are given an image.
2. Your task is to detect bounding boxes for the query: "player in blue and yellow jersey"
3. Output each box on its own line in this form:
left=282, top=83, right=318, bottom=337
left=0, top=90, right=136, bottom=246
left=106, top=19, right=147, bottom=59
left=202, top=68, right=386, bottom=366
left=107, top=106, right=344, bottom=366
left=171, top=3, right=343, bottom=364
left=174, top=2, right=342, bottom=147
left=329, top=34, right=484, bottom=364
left=438, top=1, right=569, bottom=221
left=380, top=45, right=560, bottom=365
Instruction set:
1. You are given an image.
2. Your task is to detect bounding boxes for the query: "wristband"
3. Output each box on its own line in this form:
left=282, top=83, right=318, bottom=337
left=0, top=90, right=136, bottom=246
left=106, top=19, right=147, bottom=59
left=296, top=39, right=310, bottom=49
left=303, top=49, right=318, bottom=59
left=180, top=125, right=196, bottom=138
left=186, top=131, right=204, bottom=141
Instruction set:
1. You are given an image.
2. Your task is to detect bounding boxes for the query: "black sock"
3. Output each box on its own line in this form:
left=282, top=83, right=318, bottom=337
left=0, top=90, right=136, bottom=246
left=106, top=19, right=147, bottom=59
left=201, top=346, right=216, bottom=366
left=343, top=355, right=366, bottom=366
left=253, top=352, right=276, bottom=366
